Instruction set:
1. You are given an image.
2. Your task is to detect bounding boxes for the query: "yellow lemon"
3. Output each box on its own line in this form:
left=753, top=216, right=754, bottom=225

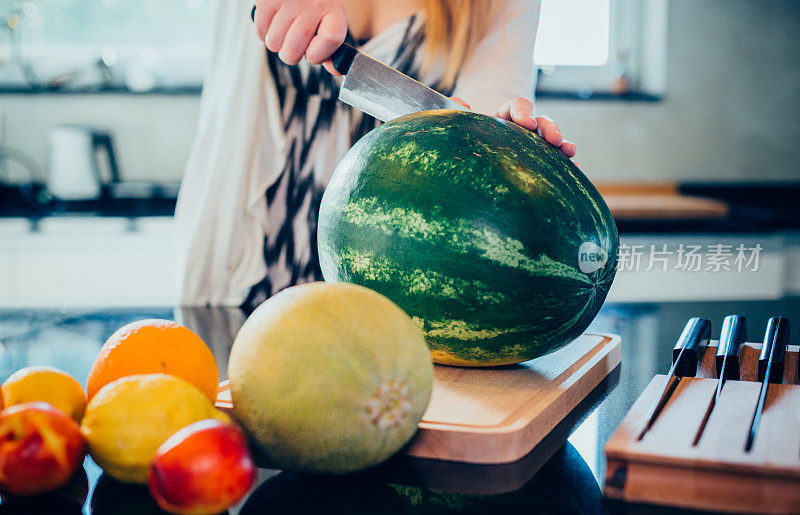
left=80, top=373, right=228, bottom=484
left=2, top=366, right=88, bottom=423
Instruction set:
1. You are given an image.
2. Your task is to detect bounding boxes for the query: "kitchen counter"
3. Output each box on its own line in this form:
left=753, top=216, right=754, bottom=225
left=3, top=182, right=800, bottom=234
left=0, top=184, right=177, bottom=219
left=2, top=297, right=800, bottom=513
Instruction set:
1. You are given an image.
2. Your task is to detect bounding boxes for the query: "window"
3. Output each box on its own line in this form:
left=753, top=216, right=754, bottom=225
left=0, top=0, right=211, bottom=91
left=534, top=0, right=667, bottom=100
left=2, top=0, right=668, bottom=99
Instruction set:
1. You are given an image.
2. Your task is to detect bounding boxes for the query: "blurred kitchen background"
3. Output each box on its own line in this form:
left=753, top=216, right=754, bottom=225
left=1, top=0, right=799, bottom=307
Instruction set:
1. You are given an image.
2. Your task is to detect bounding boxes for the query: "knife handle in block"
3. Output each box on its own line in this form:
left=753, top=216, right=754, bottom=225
left=716, top=315, right=746, bottom=380
left=758, top=317, right=790, bottom=383
left=672, top=317, right=711, bottom=377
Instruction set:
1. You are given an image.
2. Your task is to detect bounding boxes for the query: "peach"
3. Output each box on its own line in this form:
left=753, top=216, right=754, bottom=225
left=0, top=402, right=86, bottom=496
left=148, top=419, right=256, bottom=514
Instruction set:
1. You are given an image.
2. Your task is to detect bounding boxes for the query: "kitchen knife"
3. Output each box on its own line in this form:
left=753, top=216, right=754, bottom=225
left=250, top=6, right=468, bottom=122
left=328, top=43, right=469, bottom=121
left=638, top=317, right=711, bottom=440
left=745, top=316, right=790, bottom=451
left=692, top=315, right=746, bottom=445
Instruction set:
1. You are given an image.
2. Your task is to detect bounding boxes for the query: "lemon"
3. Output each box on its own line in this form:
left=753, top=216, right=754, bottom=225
left=2, top=366, right=88, bottom=423
left=80, top=373, right=228, bottom=484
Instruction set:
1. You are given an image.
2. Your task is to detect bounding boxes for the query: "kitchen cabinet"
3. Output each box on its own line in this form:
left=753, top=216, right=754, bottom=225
left=0, top=217, right=178, bottom=308
left=607, top=234, right=790, bottom=303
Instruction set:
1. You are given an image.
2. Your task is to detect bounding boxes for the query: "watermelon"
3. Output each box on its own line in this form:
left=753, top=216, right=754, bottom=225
left=318, top=110, right=618, bottom=367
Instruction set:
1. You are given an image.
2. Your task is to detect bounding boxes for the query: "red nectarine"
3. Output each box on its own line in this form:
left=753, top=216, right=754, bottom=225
left=148, top=419, right=256, bottom=515
left=0, top=402, right=87, bottom=496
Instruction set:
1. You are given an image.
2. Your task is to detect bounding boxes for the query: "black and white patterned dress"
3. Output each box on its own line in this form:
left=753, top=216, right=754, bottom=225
left=242, top=15, right=450, bottom=310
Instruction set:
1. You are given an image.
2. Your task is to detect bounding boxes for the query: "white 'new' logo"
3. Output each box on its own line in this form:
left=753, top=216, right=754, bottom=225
left=578, top=242, right=607, bottom=274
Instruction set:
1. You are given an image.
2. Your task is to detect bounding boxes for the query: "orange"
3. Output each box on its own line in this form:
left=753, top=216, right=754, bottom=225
left=87, top=319, right=219, bottom=402
left=2, top=366, right=87, bottom=422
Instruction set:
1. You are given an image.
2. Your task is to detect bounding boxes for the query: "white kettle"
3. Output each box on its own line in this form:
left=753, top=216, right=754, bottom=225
left=47, top=125, right=120, bottom=201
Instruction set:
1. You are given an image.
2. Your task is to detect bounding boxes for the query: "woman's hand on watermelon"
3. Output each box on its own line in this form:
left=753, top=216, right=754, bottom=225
left=451, top=96, right=576, bottom=158
left=494, top=97, right=576, bottom=158
left=254, top=0, right=347, bottom=72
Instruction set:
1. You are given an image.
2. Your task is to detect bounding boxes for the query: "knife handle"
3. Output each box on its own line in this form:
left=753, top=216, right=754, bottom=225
left=716, top=315, right=746, bottom=380
left=758, top=317, right=790, bottom=383
left=672, top=317, right=711, bottom=377
left=330, top=43, right=358, bottom=75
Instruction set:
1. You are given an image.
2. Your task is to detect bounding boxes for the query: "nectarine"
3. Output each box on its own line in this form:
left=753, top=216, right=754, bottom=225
left=0, top=402, right=86, bottom=496
left=148, top=419, right=256, bottom=514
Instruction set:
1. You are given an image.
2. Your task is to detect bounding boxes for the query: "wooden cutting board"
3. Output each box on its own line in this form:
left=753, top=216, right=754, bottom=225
left=216, top=331, right=621, bottom=465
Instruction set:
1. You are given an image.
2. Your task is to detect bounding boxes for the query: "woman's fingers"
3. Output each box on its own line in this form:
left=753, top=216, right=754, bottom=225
left=321, top=59, right=340, bottom=76
left=255, top=2, right=278, bottom=41
left=256, top=0, right=347, bottom=69
left=306, top=9, right=347, bottom=64
left=509, top=97, right=538, bottom=132
left=495, top=99, right=512, bottom=120
left=265, top=4, right=297, bottom=53
left=495, top=98, right=538, bottom=132
left=560, top=140, right=577, bottom=158
left=281, top=13, right=320, bottom=65
left=535, top=115, right=563, bottom=147
left=493, top=98, right=578, bottom=157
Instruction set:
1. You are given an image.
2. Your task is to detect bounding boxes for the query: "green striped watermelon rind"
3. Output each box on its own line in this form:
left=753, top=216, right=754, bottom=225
left=318, top=109, right=618, bottom=367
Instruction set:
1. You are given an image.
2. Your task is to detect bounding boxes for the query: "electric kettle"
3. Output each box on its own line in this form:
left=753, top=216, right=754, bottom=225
left=47, top=125, right=120, bottom=201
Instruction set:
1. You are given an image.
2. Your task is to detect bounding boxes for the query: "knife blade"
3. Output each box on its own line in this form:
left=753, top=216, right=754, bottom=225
left=692, top=315, right=746, bottom=445
left=745, top=316, right=790, bottom=451
left=638, top=317, right=711, bottom=440
left=329, top=43, right=469, bottom=122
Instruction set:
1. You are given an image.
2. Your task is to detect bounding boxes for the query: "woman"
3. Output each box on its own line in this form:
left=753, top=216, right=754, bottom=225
left=177, top=0, right=575, bottom=308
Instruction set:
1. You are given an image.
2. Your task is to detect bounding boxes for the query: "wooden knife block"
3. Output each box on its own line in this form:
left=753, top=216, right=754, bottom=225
left=604, top=341, right=800, bottom=514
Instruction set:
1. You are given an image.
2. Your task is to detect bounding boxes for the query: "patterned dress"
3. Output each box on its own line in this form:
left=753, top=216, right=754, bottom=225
left=242, top=15, right=449, bottom=311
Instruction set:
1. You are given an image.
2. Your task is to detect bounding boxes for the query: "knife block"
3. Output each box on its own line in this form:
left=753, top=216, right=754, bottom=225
left=604, top=341, right=800, bottom=514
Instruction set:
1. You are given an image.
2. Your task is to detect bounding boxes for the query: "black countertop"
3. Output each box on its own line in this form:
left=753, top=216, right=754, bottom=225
left=0, top=184, right=177, bottom=219
left=2, top=298, right=800, bottom=514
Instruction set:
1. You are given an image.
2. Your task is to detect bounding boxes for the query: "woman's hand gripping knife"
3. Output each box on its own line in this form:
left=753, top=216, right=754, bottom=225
left=254, top=0, right=347, bottom=75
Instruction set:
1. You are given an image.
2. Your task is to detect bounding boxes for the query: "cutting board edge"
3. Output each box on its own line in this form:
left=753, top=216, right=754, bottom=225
left=405, top=332, right=621, bottom=464
left=418, top=333, right=621, bottom=433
